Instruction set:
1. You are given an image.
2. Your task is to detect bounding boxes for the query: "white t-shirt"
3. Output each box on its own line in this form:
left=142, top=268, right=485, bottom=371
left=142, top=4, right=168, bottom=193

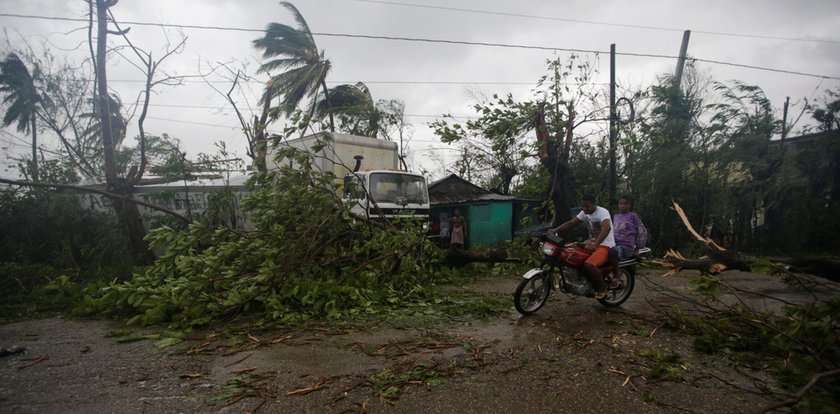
left=576, top=206, right=616, bottom=248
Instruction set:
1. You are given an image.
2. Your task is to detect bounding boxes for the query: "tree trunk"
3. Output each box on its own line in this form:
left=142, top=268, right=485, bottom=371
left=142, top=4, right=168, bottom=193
left=30, top=116, right=38, bottom=181
left=96, top=0, right=118, bottom=188
left=253, top=95, right=271, bottom=173
left=95, top=0, right=153, bottom=264
left=535, top=102, right=573, bottom=230
left=128, top=60, right=153, bottom=186
left=111, top=185, right=156, bottom=264
left=320, top=78, right=335, bottom=132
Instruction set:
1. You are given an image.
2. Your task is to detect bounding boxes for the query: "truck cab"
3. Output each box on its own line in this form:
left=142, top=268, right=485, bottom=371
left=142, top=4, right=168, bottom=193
left=267, top=132, right=431, bottom=223
left=343, top=170, right=429, bottom=221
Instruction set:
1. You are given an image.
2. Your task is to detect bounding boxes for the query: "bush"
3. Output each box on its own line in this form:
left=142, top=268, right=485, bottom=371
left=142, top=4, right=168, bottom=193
left=0, top=188, right=134, bottom=318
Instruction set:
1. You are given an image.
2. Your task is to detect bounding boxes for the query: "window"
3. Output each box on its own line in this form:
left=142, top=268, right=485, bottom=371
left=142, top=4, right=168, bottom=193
left=369, top=173, right=429, bottom=204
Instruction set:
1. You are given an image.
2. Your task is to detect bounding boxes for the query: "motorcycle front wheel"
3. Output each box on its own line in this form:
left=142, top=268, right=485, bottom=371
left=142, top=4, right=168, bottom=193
left=514, top=271, right=551, bottom=315
left=598, top=267, right=635, bottom=307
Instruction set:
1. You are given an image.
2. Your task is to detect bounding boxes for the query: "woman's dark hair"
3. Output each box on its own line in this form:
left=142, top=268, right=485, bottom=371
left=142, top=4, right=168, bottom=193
left=618, top=194, right=634, bottom=206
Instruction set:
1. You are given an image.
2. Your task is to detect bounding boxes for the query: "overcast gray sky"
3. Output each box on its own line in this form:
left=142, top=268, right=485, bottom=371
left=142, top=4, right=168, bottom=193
left=1, top=0, right=839, bottom=179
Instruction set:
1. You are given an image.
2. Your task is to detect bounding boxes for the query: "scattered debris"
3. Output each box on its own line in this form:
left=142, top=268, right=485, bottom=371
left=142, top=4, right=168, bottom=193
left=286, top=378, right=329, bottom=396
left=17, top=354, right=48, bottom=370
left=0, top=345, right=26, bottom=357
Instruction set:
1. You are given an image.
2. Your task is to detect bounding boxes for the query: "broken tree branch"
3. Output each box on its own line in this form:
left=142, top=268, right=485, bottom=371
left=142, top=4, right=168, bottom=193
left=655, top=202, right=751, bottom=275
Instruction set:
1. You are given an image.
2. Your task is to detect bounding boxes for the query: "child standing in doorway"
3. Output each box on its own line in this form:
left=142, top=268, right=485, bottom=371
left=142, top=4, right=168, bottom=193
left=450, top=209, right=466, bottom=249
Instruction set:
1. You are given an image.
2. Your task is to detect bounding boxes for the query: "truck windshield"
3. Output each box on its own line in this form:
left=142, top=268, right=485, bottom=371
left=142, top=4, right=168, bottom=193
left=369, top=173, right=429, bottom=204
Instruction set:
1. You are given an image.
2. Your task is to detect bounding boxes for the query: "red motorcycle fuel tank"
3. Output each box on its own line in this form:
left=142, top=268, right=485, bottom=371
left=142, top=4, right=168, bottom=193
left=562, top=243, right=591, bottom=266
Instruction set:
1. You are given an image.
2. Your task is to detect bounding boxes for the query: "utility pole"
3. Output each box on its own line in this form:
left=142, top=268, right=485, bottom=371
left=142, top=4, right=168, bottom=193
left=779, top=96, right=790, bottom=188
left=674, top=30, right=691, bottom=89
left=96, top=0, right=118, bottom=190
left=609, top=43, right=617, bottom=207
left=781, top=96, right=790, bottom=158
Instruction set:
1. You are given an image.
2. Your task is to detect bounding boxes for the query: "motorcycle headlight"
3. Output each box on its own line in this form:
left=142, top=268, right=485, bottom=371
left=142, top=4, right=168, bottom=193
left=541, top=243, right=556, bottom=256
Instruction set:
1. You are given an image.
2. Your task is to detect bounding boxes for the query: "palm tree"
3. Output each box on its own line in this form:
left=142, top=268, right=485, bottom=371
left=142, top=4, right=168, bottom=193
left=314, top=82, right=381, bottom=137
left=0, top=53, right=42, bottom=180
left=75, top=93, right=127, bottom=178
left=253, top=2, right=334, bottom=131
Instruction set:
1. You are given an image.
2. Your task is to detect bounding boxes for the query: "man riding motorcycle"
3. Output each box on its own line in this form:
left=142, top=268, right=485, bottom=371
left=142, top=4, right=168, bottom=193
left=550, top=194, right=614, bottom=299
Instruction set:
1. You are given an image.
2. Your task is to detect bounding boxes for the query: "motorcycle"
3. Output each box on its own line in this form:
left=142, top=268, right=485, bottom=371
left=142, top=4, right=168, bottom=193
left=514, top=233, right=651, bottom=315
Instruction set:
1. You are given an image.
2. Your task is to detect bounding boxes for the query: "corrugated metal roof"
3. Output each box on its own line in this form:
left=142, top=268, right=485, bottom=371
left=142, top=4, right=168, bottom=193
left=428, top=174, right=514, bottom=204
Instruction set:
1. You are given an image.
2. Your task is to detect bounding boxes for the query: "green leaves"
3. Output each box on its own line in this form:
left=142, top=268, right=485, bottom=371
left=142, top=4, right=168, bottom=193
left=90, top=151, right=449, bottom=328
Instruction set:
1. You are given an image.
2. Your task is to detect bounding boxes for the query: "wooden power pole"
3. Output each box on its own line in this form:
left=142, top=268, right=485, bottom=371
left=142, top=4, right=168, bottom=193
left=609, top=43, right=617, bottom=207
left=674, top=30, right=691, bottom=89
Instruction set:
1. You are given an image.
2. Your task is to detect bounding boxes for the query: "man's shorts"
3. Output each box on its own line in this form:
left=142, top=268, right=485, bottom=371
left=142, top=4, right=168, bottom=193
left=585, top=245, right=610, bottom=267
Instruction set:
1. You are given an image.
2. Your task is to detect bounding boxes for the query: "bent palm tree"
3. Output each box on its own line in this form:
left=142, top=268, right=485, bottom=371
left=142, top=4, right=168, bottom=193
left=314, top=82, right=381, bottom=137
left=76, top=93, right=127, bottom=177
left=0, top=53, right=42, bottom=180
left=253, top=2, right=334, bottom=131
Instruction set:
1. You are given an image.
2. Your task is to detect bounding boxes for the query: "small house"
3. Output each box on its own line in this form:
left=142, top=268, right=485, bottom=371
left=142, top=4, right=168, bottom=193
left=428, top=174, right=539, bottom=246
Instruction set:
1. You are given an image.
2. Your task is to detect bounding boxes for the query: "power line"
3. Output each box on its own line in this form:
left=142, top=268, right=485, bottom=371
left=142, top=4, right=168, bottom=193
left=353, top=0, right=840, bottom=45
left=133, top=101, right=479, bottom=119
left=145, top=110, right=471, bottom=122
left=145, top=116, right=240, bottom=129
left=0, top=12, right=838, bottom=80
left=110, top=78, right=571, bottom=86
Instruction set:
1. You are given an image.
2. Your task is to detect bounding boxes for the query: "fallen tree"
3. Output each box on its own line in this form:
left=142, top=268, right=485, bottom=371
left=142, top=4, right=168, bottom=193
left=655, top=201, right=751, bottom=275
left=80, top=152, right=450, bottom=326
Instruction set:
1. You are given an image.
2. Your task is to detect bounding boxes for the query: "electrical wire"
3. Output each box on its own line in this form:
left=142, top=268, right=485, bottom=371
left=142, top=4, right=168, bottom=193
left=108, top=78, right=577, bottom=85
left=0, top=12, right=837, bottom=80
left=352, top=0, right=840, bottom=45
left=144, top=116, right=241, bottom=129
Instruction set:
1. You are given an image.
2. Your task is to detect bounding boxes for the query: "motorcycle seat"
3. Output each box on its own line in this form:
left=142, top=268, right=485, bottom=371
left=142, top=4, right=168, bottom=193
left=616, top=247, right=651, bottom=268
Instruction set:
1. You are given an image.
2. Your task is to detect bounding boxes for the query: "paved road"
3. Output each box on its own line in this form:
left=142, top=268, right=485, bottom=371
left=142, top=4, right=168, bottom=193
left=2, top=268, right=829, bottom=413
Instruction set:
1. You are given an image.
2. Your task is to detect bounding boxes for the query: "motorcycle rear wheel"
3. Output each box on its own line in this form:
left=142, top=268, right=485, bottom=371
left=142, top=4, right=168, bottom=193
left=514, top=271, right=551, bottom=315
left=598, top=267, right=634, bottom=307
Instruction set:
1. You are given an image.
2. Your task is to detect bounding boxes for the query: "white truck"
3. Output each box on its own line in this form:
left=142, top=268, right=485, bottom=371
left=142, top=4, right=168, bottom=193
left=267, top=132, right=430, bottom=221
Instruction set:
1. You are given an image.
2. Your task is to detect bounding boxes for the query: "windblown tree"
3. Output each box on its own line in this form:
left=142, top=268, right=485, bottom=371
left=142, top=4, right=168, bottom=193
left=766, top=88, right=840, bottom=252
left=1, top=0, right=191, bottom=262
left=432, top=94, right=535, bottom=195
left=314, top=82, right=380, bottom=137
left=706, top=81, right=778, bottom=248
left=79, top=93, right=129, bottom=174
left=0, top=53, right=43, bottom=180
left=253, top=1, right=334, bottom=131
left=316, top=82, right=414, bottom=163
left=531, top=57, right=605, bottom=226
left=202, top=64, right=272, bottom=173
left=625, top=66, right=706, bottom=249
left=432, top=55, right=604, bottom=220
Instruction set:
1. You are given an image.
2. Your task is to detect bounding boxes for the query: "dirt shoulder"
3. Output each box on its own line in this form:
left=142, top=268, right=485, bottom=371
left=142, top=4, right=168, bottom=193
left=1, top=268, right=824, bottom=413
